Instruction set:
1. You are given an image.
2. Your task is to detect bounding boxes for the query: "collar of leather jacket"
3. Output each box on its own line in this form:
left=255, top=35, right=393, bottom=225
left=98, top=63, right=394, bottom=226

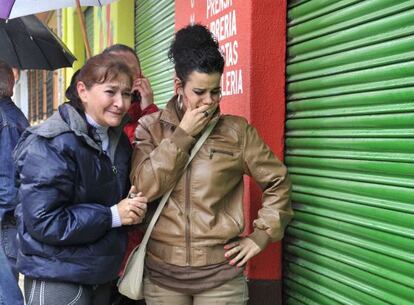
left=160, top=96, right=221, bottom=128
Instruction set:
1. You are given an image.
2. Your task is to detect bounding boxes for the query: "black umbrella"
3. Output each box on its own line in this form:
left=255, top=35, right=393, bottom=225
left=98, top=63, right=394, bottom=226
left=0, top=15, right=76, bottom=70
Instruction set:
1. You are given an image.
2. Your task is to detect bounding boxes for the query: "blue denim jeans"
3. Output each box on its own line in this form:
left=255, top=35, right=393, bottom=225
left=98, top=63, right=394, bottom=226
left=0, top=218, right=24, bottom=305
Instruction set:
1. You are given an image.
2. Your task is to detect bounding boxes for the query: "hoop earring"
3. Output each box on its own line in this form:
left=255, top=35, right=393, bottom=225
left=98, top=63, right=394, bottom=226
left=177, top=94, right=183, bottom=110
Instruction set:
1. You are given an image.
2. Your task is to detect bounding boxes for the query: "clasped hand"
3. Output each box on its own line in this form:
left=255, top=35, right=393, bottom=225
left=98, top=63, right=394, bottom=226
left=117, top=186, right=148, bottom=225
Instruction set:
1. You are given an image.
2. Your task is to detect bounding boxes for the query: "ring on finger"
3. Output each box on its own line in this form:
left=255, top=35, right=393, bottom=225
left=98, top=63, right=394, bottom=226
left=128, top=193, right=136, bottom=199
left=203, top=110, right=209, bottom=118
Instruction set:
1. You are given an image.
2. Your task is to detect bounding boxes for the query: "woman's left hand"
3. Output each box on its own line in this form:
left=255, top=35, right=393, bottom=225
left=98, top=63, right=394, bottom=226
left=224, top=237, right=262, bottom=267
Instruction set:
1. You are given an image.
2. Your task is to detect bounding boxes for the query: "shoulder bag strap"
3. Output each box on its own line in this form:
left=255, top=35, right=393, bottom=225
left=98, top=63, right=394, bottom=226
left=140, top=115, right=220, bottom=247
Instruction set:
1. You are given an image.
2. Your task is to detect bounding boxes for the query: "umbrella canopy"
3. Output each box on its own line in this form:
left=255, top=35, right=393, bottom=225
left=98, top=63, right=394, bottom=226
left=0, top=0, right=118, bottom=19
left=0, top=0, right=120, bottom=59
left=0, top=15, right=76, bottom=70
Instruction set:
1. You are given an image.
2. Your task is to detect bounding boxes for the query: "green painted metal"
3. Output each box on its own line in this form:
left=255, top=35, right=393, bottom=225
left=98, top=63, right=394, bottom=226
left=85, top=7, right=94, bottom=55
left=135, top=0, right=174, bottom=108
left=288, top=0, right=359, bottom=26
left=285, top=1, right=414, bottom=304
left=289, top=1, right=414, bottom=45
left=288, top=35, right=414, bottom=82
left=286, top=88, right=414, bottom=118
left=289, top=8, right=414, bottom=62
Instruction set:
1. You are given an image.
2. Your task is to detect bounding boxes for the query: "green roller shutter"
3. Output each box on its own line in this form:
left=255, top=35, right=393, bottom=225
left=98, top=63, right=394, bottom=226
left=135, top=0, right=175, bottom=108
left=85, top=7, right=94, bottom=55
left=284, top=1, right=414, bottom=304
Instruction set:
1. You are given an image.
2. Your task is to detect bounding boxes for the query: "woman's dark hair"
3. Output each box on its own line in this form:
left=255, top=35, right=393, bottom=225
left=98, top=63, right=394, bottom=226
left=103, top=44, right=140, bottom=63
left=168, top=24, right=225, bottom=83
left=66, top=53, right=133, bottom=112
left=65, top=69, right=80, bottom=102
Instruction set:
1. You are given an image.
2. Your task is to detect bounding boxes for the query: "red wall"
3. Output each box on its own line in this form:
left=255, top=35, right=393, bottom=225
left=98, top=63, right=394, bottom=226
left=175, top=0, right=287, bottom=280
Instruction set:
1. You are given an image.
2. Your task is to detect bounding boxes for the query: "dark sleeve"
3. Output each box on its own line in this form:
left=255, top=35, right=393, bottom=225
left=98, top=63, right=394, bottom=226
left=17, top=138, right=112, bottom=246
left=0, top=125, right=21, bottom=218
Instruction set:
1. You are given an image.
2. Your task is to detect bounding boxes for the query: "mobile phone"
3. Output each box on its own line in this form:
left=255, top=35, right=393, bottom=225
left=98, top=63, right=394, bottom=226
left=132, top=91, right=141, bottom=103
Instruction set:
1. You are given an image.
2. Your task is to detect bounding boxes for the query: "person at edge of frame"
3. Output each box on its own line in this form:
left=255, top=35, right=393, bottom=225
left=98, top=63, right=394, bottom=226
left=13, top=53, right=148, bottom=305
left=0, top=59, right=28, bottom=305
left=102, top=44, right=159, bottom=305
left=103, top=44, right=158, bottom=145
left=130, top=24, right=293, bottom=305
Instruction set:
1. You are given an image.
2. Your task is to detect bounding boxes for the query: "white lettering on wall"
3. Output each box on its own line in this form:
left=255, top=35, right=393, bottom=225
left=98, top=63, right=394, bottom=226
left=206, top=0, right=243, bottom=97
left=220, top=40, right=238, bottom=67
left=206, top=0, right=233, bottom=19
left=185, top=0, right=243, bottom=97
left=221, top=69, right=243, bottom=96
left=209, top=10, right=237, bottom=42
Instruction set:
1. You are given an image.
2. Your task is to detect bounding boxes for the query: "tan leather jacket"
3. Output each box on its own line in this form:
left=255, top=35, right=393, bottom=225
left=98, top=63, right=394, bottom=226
left=131, top=98, right=293, bottom=267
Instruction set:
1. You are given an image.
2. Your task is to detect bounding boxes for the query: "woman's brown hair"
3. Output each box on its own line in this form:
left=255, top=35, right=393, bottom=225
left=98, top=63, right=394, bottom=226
left=68, top=53, right=133, bottom=112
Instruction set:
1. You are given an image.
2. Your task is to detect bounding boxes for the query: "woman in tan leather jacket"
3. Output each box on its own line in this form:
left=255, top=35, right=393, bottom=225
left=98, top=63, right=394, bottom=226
left=130, top=24, right=293, bottom=305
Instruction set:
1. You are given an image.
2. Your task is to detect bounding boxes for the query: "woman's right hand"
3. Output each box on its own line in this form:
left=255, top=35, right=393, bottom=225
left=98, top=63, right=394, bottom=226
left=117, top=186, right=148, bottom=225
left=179, top=104, right=217, bottom=136
left=132, top=76, right=154, bottom=110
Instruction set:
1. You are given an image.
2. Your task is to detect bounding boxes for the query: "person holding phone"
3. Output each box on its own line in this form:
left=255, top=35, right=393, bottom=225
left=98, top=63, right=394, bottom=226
left=103, top=45, right=159, bottom=305
left=130, top=24, right=293, bottom=305
left=103, top=44, right=158, bottom=144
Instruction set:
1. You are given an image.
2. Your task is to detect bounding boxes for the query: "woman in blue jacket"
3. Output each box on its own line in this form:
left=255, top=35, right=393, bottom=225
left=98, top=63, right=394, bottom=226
left=13, top=53, right=147, bottom=305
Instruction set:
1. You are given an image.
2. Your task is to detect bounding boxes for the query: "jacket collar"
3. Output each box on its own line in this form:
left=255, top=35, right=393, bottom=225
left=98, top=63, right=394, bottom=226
left=28, top=103, right=128, bottom=154
left=0, top=97, right=14, bottom=122
left=160, top=96, right=182, bottom=127
left=160, top=96, right=221, bottom=127
left=0, top=96, right=13, bottom=105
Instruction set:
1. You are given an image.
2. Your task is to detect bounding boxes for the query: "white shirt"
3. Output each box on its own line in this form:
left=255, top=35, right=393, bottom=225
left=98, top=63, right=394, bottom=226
left=85, top=113, right=109, bottom=152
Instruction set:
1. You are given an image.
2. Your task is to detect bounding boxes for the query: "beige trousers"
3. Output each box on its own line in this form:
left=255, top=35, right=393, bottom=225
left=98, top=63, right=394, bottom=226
left=143, top=275, right=249, bottom=305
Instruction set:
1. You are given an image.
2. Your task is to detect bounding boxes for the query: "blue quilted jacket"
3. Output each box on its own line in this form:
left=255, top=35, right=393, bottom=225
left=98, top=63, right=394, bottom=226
left=14, top=103, right=131, bottom=285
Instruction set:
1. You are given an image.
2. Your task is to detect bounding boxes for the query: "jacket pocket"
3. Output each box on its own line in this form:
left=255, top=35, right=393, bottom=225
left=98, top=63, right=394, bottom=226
left=209, top=148, right=234, bottom=159
left=223, top=209, right=242, bottom=234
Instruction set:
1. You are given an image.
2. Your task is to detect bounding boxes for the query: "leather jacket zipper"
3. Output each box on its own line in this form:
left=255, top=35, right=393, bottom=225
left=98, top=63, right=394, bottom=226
left=209, top=148, right=234, bottom=159
left=185, top=166, right=192, bottom=266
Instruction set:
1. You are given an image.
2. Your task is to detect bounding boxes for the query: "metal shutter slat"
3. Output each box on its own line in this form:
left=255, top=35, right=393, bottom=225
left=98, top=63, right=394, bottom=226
left=288, top=10, right=414, bottom=62
left=135, top=0, right=174, bottom=108
left=285, top=2, right=414, bottom=304
left=288, top=0, right=359, bottom=26
left=289, top=1, right=413, bottom=45
left=287, top=88, right=414, bottom=118
left=288, top=36, right=414, bottom=82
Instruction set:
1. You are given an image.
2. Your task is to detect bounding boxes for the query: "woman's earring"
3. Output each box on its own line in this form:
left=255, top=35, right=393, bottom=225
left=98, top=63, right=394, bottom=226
left=177, top=94, right=183, bottom=110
